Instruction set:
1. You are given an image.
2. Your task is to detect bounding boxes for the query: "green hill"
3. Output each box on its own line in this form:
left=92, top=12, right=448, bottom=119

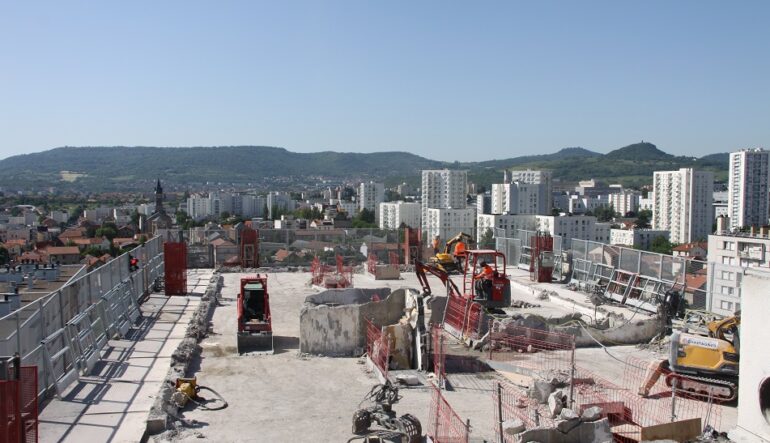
left=0, top=143, right=729, bottom=191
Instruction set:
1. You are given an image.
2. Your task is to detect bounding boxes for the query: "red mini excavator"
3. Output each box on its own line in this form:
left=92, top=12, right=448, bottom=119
left=237, top=275, right=274, bottom=354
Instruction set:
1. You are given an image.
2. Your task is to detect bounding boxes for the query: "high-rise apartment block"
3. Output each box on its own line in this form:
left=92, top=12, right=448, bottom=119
left=421, top=169, right=467, bottom=234
left=359, top=181, right=385, bottom=218
left=728, top=148, right=770, bottom=230
left=490, top=170, right=552, bottom=215
left=652, top=168, right=714, bottom=244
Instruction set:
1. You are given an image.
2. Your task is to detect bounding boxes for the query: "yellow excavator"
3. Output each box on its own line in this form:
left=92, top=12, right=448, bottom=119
left=639, top=313, right=740, bottom=401
left=429, top=232, right=474, bottom=274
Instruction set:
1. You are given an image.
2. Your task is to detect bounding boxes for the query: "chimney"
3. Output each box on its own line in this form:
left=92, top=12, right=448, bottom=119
left=716, top=215, right=729, bottom=234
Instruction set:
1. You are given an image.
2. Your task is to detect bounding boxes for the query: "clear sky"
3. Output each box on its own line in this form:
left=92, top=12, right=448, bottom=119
left=1, top=1, right=768, bottom=162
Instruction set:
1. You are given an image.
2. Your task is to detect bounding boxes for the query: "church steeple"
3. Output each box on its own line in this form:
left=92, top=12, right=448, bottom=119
left=155, top=178, right=164, bottom=212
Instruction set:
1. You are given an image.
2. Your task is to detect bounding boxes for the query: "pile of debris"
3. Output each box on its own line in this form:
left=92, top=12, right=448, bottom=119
left=503, top=403, right=612, bottom=443
left=511, top=299, right=541, bottom=309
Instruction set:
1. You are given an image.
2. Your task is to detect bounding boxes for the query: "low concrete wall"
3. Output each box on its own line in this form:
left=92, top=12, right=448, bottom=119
left=370, top=264, right=400, bottom=280
left=300, top=287, right=408, bottom=356
left=497, top=313, right=663, bottom=348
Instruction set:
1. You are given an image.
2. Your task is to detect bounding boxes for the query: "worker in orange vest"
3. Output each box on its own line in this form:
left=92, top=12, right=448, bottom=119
left=432, top=236, right=441, bottom=255
left=454, top=240, right=466, bottom=271
left=473, top=260, right=494, bottom=300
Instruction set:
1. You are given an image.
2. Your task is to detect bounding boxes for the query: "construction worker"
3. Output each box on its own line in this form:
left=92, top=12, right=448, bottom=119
left=473, top=260, right=494, bottom=300
left=432, top=235, right=441, bottom=255
left=454, top=239, right=466, bottom=271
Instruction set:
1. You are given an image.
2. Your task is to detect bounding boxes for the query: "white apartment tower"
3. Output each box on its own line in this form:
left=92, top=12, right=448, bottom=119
left=491, top=170, right=553, bottom=215
left=728, top=148, right=770, bottom=230
left=359, top=181, right=385, bottom=218
left=653, top=168, right=714, bottom=244
left=379, top=201, right=420, bottom=230
left=421, top=169, right=467, bottom=234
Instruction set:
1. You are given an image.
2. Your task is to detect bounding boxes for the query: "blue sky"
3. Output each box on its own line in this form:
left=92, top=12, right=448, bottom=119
left=1, top=1, right=768, bottom=161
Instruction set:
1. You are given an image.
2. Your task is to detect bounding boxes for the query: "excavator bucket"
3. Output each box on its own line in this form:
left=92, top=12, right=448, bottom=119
left=237, top=331, right=274, bottom=355
left=237, top=276, right=274, bottom=355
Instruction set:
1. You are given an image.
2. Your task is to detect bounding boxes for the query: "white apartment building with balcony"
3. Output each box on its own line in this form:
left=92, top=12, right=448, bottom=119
left=653, top=168, right=714, bottom=244
left=728, top=148, right=770, bottom=230
left=379, top=201, right=420, bottom=230
left=608, top=191, right=640, bottom=216
left=421, top=169, right=467, bottom=234
left=707, top=229, right=770, bottom=315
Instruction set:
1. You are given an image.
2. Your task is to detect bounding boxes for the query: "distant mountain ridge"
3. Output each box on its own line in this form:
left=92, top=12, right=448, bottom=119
left=0, top=143, right=729, bottom=191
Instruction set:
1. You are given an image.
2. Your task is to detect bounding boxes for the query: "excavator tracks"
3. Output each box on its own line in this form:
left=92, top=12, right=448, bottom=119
left=664, top=372, right=737, bottom=402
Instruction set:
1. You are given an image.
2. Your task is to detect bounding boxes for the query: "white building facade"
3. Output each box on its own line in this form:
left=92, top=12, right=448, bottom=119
left=379, top=201, right=421, bottom=230
left=421, top=170, right=467, bottom=234
left=424, top=208, right=475, bottom=242
left=610, top=228, right=670, bottom=249
left=707, top=230, right=770, bottom=316
left=359, top=182, right=385, bottom=218
left=728, top=148, right=770, bottom=230
left=653, top=168, right=714, bottom=244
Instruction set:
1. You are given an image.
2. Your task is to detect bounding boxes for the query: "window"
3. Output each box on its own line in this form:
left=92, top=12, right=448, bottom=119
left=721, top=271, right=734, bottom=281
left=720, top=300, right=733, bottom=310
left=721, top=241, right=735, bottom=250
left=720, top=286, right=734, bottom=296
left=722, top=256, right=736, bottom=265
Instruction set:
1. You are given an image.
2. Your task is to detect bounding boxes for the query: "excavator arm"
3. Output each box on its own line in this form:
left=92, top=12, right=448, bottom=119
left=443, top=232, right=474, bottom=254
left=415, top=260, right=461, bottom=297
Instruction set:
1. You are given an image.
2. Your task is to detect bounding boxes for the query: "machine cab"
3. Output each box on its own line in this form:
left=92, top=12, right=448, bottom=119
left=463, top=250, right=511, bottom=308
left=238, top=276, right=271, bottom=333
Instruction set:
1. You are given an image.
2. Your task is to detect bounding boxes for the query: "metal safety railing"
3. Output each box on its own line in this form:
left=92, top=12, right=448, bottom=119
left=0, top=237, right=165, bottom=403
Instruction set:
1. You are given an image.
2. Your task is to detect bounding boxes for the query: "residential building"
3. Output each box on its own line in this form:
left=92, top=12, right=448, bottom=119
left=672, top=241, right=708, bottom=259
left=533, top=215, right=601, bottom=248
left=476, top=193, right=491, bottom=215
left=728, top=148, right=770, bottom=230
left=359, top=182, right=385, bottom=218
left=424, top=208, right=475, bottom=243
left=653, top=168, right=714, bottom=244
left=476, top=214, right=537, bottom=242
left=266, top=192, right=296, bottom=219
left=421, top=170, right=467, bottom=234
left=610, top=228, right=670, bottom=250
left=639, top=193, right=654, bottom=212
left=706, top=230, right=770, bottom=315
left=608, top=190, right=640, bottom=216
left=379, top=201, right=420, bottom=230
left=713, top=190, right=729, bottom=220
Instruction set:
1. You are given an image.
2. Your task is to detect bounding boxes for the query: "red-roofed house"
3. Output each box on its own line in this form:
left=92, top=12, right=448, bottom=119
left=43, top=246, right=81, bottom=264
left=672, top=241, right=708, bottom=260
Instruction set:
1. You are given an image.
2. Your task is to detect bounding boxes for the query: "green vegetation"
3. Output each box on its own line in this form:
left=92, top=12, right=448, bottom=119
left=0, top=142, right=728, bottom=192
left=352, top=208, right=377, bottom=228
left=648, top=236, right=677, bottom=255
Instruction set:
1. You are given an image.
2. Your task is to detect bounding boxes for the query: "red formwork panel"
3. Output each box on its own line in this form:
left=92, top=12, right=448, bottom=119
left=164, top=242, right=187, bottom=295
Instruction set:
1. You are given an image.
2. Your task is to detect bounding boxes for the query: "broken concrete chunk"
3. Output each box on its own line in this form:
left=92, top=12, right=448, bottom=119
left=515, top=426, right=563, bottom=443
left=547, top=390, right=566, bottom=417
left=575, top=417, right=613, bottom=443
left=529, top=380, right=555, bottom=404
left=502, top=418, right=525, bottom=435
left=559, top=408, right=579, bottom=420
left=396, top=374, right=419, bottom=386
left=580, top=406, right=603, bottom=422
left=556, top=417, right=580, bottom=434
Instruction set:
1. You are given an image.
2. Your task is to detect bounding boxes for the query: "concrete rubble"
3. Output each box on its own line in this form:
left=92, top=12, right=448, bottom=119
left=514, top=414, right=613, bottom=443
left=146, top=274, right=223, bottom=436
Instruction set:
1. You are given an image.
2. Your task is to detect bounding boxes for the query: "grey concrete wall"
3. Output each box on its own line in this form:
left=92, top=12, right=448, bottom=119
left=299, top=288, right=405, bottom=356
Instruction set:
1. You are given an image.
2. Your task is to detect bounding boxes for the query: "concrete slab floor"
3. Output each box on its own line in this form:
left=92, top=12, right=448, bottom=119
left=38, top=269, right=214, bottom=443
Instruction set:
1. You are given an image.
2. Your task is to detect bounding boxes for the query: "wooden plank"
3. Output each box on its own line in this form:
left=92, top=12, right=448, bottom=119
left=640, top=417, right=701, bottom=442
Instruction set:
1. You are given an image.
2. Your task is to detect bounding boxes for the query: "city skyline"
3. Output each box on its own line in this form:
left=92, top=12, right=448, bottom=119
left=2, top=1, right=769, bottom=161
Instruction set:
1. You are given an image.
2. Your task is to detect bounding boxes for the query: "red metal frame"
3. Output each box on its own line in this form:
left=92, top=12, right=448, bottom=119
left=365, top=317, right=390, bottom=380
left=529, top=232, right=554, bottom=282
left=428, top=383, right=469, bottom=443
left=237, top=275, right=272, bottom=335
left=163, top=242, right=187, bottom=295
left=239, top=226, right=260, bottom=267
left=0, top=366, right=38, bottom=443
left=402, top=227, right=421, bottom=265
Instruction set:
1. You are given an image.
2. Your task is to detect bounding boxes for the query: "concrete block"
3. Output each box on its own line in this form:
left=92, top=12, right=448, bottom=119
left=372, top=264, right=400, bottom=280
left=560, top=408, right=579, bottom=420
left=516, top=427, right=565, bottom=443
left=529, top=380, right=555, bottom=404
left=574, top=417, right=612, bottom=443
left=556, top=417, right=580, bottom=434
left=383, top=322, right=413, bottom=370
left=396, top=374, right=419, bottom=386
left=503, top=418, right=526, bottom=436
left=580, top=406, right=603, bottom=422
